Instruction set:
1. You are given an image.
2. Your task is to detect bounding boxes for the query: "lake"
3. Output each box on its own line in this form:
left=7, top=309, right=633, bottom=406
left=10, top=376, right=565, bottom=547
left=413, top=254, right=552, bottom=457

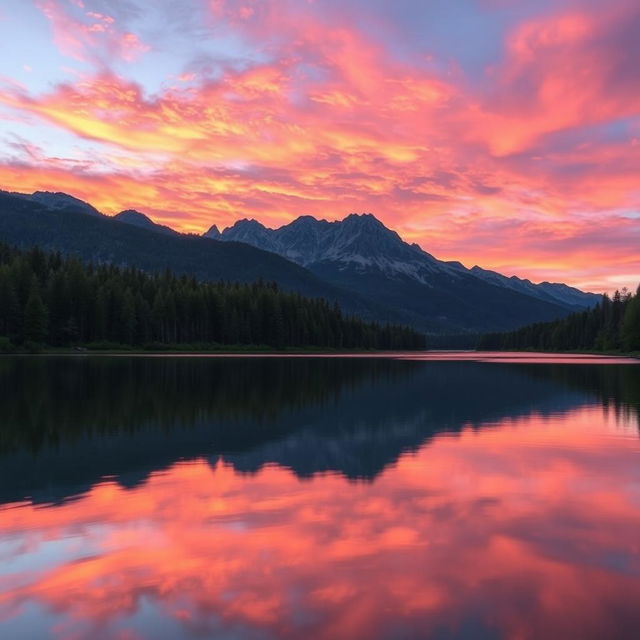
left=0, top=353, right=639, bottom=639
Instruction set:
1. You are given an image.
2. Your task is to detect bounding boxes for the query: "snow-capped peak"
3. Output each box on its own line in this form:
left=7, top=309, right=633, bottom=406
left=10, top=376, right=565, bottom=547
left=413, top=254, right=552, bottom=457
left=204, top=212, right=451, bottom=282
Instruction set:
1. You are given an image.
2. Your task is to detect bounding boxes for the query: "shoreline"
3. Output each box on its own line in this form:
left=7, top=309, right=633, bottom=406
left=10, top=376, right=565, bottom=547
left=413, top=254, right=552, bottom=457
left=0, top=345, right=427, bottom=356
left=1, top=347, right=638, bottom=360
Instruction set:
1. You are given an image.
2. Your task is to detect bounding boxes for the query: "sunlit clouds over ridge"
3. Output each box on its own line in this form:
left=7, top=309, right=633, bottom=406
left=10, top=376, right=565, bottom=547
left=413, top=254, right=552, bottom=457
left=0, top=0, right=639, bottom=292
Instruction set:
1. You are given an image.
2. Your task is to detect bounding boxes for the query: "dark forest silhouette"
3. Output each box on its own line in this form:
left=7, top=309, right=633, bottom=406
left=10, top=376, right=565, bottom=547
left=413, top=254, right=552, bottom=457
left=0, top=243, right=425, bottom=351
left=480, top=287, right=640, bottom=352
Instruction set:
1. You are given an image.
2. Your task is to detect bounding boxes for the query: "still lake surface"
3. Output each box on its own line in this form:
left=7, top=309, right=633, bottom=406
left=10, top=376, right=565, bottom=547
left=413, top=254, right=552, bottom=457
left=0, top=353, right=639, bottom=639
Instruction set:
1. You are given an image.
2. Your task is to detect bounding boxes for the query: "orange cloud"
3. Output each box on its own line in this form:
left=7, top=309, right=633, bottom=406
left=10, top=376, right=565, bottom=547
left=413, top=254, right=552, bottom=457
left=0, top=0, right=639, bottom=291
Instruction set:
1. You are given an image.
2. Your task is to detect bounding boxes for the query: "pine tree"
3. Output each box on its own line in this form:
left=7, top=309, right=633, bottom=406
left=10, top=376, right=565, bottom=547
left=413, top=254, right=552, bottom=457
left=0, top=267, right=20, bottom=337
left=621, top=287, right=640, bottom=351
left=24, top=277, right=48, bottom=343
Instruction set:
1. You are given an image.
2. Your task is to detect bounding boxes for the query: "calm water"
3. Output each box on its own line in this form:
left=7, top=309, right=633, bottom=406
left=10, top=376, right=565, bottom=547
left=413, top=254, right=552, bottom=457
left=0, top=353, right=639, bottom=640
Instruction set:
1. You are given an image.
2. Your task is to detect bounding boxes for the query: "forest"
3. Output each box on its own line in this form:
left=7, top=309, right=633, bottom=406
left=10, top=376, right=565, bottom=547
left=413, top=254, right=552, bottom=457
left=0, top=243, right=426, bottom=351
left=479, top=287, right=640, bottom=352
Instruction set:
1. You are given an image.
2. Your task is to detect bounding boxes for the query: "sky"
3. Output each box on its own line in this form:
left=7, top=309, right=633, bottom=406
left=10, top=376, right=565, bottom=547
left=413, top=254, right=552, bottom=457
left=0, top=0, right=639, bottom=292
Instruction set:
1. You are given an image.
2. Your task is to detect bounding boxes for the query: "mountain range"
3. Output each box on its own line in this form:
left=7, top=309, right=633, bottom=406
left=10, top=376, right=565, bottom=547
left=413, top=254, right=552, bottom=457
left=0, top=188, right=600, bottom=334
left=212, top=214, right=600, bottom=325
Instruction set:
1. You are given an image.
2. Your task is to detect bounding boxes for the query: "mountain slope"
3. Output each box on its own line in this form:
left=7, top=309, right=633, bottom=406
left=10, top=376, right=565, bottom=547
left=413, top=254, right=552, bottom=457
left=0, top=190, right=380, bottom=317
left=23, top=191, right=102, bottom=217
left=114, top=209, right=178, bottom=236
left=221, top=214, right=447, bottom=281
left=203, top=224, right=221, bottom=239
left=469, top=265, right=600, bottom=310
left=215, top=213, right=594, bottom=333
left=220, top=214, right=599, bottom=309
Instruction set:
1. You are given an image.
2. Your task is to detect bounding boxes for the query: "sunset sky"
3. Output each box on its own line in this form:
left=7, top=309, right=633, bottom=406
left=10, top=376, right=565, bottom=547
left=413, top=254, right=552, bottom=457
left=1, top=0, right=639, bottom=292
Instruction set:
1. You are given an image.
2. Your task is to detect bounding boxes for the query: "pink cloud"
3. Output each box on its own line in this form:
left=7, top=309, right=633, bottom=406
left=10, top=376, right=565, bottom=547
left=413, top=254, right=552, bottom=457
left=1, top=0, right=638, bottom=292
left=35, top=0, right=149, bottom=63
left=466, top=1, right=640, bottom=155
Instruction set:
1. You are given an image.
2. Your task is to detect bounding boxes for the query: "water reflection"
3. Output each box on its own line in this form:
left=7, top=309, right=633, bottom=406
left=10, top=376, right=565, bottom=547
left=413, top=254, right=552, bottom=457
left=0, top=355, right=639, bottom=639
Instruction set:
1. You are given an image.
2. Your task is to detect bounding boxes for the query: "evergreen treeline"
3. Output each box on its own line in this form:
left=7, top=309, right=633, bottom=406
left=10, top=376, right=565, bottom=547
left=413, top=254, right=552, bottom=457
left=0, top=243, right=426, bottom=350
left=479, top=287, right=640, bottom=352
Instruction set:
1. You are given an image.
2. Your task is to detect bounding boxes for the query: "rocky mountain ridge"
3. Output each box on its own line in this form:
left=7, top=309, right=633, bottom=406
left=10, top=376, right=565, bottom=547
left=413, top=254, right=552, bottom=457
left=214, top=213, right=599, bottom=309
left=0, top=188, right=601, bottom=333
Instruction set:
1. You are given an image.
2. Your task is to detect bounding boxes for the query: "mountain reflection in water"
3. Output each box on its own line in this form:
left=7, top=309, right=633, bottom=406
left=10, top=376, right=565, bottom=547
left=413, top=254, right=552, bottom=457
left=0, top=354, right=639, bottom=640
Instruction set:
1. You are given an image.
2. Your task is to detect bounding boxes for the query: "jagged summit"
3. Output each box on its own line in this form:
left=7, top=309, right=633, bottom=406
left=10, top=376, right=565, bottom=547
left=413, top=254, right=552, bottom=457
left=221, top=218, right=277, bottom=252
left=342, top=212, right=386, bottom=226
left=224, top=218, right=267, bottom=232
left=203, top=224, right=221, bottom=239
left=207, top=212, right=447, bottom=281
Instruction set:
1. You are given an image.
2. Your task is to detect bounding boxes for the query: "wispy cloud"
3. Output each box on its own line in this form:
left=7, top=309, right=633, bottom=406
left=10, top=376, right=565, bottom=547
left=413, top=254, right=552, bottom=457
left=35, top=0, right=149, bottom=62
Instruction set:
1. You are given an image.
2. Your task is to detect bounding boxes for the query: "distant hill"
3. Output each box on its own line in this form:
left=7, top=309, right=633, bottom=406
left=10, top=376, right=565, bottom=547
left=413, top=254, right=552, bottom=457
left=469, top=265, right=601, bottom=309
left=25, top=191, right=103, bottom=218
left=0, top=189, right=600, bottom=333
left=114, top=209, right=178, bottom=236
